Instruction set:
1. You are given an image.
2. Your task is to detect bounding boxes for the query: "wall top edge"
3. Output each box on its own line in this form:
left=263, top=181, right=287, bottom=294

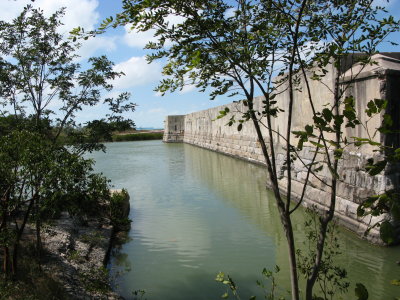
left=341, top=54, right=400, bottom=79
left=166, top=115, right=186, bottom=118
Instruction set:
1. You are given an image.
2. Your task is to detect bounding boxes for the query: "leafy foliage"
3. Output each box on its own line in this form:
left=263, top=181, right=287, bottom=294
left=297, top=210, right=349, bottom=300
left=354, top=283, right=369, bottom=300
left=215, top=266, right=286, bottom=300
left=109, top=189, right=131, bottom=231
left=113, top=132, right=163, bottom=142
left=0, top=5, right=134, bottom=280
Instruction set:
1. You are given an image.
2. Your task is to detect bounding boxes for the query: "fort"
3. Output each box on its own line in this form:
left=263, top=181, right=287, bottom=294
left=163, top=53, right=400, bottom=244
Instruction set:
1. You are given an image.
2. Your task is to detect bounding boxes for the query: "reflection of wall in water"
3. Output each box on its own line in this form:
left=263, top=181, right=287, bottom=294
left=182, top=141, right=398, bottom=299
left=183, top=143, right=294, bottom=288
left=184, top=144, right=277, bottom=224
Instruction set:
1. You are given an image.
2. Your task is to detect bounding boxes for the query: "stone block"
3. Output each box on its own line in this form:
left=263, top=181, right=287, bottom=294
left=336, top=181, right=354, bottom=201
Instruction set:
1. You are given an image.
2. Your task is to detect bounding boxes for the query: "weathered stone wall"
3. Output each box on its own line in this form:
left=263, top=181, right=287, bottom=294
left=164, top=54, right=400, bottom=243
left=163, top=115, right=185, bottom=142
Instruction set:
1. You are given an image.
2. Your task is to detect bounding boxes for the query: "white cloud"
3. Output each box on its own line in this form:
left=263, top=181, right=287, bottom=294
left=123, top=14, right=186, bottom=49
left=153, top=82, right=196, bottom=96
left=178, top=84, right=196, bottom=94
left=0, top=0, right=100, bottom=33
left=75, top=36, right=117, bottom=61
left=112, top=56, right=162, bottom=89
left=224, top=7, right=237, bottom=18
left=0, top=0, right=109, bottom=59
left=298, top=41, right=328, bottom=61
left=123, top=24, right=158, bottom=49
left=373, top=0, right=397, bottom=7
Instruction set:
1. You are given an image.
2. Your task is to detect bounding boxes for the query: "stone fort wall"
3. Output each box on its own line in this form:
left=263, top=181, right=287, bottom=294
left=163, top=54, right=400, bottom=243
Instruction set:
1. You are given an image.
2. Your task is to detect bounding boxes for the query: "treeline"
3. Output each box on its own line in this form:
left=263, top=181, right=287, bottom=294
left=113, top=132, right=163, bottom=142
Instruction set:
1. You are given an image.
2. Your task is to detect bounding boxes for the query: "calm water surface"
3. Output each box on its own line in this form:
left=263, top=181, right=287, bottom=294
left=89, top=140, right=399, bottom=300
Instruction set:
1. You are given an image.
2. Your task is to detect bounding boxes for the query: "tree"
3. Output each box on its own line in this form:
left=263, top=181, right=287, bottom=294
left=94, top=0, right=399, bottom=299
left=0, top=5, right=135, bottom=278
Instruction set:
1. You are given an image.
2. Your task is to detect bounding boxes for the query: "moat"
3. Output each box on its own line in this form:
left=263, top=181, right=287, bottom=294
left=90, top=140, right=399, bottom=300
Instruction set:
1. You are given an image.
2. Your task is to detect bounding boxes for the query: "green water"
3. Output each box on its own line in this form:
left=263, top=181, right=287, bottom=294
left=90, top=140, right=399, bottom=300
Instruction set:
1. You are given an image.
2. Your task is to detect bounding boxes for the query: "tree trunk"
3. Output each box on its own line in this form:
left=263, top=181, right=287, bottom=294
left=1, top=191, right=10, bottom=275
left=305, top=61, right=342, bottom=300
left=3, top=246, right=10, bottom=276
left=35, top=210, right=42, bottom=265
left=284, top=215, right=300, bottom=300
left=249, top=106, right=300, bottom=300
left=11, top=196, right=35, bottom=276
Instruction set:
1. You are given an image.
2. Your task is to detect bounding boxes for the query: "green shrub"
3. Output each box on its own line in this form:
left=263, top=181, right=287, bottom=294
left=112, top=132, right=163, bottom=142
left=109, top=189, right=131, bottom=231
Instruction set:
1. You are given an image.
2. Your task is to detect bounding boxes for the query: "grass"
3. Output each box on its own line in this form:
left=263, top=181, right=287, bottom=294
left=0, top=244, right=67, bottom=300
left=112, top=132, right=163, bottom=142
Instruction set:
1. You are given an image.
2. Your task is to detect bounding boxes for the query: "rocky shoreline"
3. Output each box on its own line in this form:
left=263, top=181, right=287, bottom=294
left=38, top=190, right=130, bottom=299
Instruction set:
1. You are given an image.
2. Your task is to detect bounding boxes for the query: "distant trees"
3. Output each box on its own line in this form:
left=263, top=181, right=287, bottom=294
left=0, top=5, right=135, bottom=278
left=84, top=119, right=136, bottom=142
left=95, top=0, right=399, bottom=299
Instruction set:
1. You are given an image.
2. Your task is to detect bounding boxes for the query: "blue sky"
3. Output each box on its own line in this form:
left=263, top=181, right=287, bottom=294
left=2, top=0, right=400, bottom=128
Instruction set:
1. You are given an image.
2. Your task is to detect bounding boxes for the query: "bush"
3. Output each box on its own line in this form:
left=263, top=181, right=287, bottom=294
left=112, top=132, right=163, bottom=142
left=109, top=189, right=131, bottom=231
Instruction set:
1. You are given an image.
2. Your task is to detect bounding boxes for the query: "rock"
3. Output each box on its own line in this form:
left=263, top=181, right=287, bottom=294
left=40, top=210, right=125, bottom=300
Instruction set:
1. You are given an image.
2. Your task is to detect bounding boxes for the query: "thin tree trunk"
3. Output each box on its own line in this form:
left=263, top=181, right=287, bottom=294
left=248, top=104, right=300, bottom=300
left=3, top=247, right=10, bottom=276
left=35, top=197, right=42, bottom=265
left=1, top=191, right=10, bottom=276
left=305, top=62, right=342, bottom=300
left=283, top=214, right=300, bottom=300
left=11, top=196, right=35, bottom=275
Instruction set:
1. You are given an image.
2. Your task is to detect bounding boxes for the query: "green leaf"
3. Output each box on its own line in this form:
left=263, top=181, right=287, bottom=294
left=310, top=141, right=324, bottom=148
left=357, top=205, right=365, bottom=217
left=327, top=140, right=339, bottom=147
left=366, top=160, right=387, bottom=176
left=355, top=283, right=369, bottom=300
left=215, top=272, right=225, bottom=282
left=383, top=114, right=393, bottom=127
left=352, top=136, right=380, bottom=146
left=380, top=220, right=395, bottom=244
left=374, top=98, right=387, bottom=111
left=314, top=165, right=323, bottom=172
left=262, top=268, right=272, bottom=278
left=313, top=116, right=327, bottom=128
left=191, top=50, right=201, bottom=66
left=366, top=99, right=378, bottom=117
left=334, top=148, right=343, bottom=159
left=322, top=108, right=333, bottom=122
left=390, top=279, right=400, bottom=286
left=297, top=139, right=304, bottom=150
left=221, top=292, right=229, bottom=299
left=305, top=124, right=313, bottom=135
left=237, top=123, right=243, bottom=131
left=292, top=131, right=307, bottom=138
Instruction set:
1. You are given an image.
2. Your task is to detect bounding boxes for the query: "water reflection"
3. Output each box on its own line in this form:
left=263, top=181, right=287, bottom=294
left=183, top=143, right=400, bottom=299
left=89, top=141, right=399, bottom=300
